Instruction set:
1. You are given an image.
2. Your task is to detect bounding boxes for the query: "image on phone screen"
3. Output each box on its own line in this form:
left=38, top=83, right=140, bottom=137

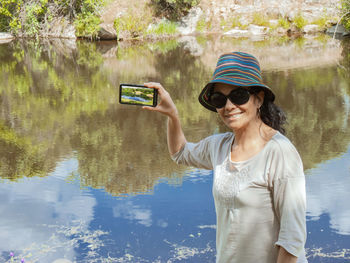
left=119, top=84, right=157, bottom=107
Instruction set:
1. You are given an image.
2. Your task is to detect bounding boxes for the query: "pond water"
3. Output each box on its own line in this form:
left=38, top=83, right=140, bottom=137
left=0, top=36, right=349, bottom=263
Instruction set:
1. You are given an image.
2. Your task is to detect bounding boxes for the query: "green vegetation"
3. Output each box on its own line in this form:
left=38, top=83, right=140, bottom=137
left=0, top=0, right=105, bottom=38
left=120, top=87, right=154, bottom=106
left=219, top=16, right=248, bottom=32
left=146, top=20, right=178, bottom=35
left=312, top=16, right=329, bottom=28
left=114, top=11, right=152, bottom=39
left=251, top=12, right=270, bottom=27
left=150, top=0, right=200, bottom=21
left=341, top=0, right=350, bottom=30
left=196, top=15, right=206, bottom=32
left=278, top=17, right=291, bottom=29
left=293, top=13, right=308, bottom=30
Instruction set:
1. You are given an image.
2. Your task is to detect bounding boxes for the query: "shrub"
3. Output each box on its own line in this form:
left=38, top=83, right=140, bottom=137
left=74, top=12, right=101, bottom=39
left=293, top=14, right=308, bottom=30
left=150, top=0, right=200, bottom=21
left=0, top=0, right=20, bottom=31
left=251, top=12, right=270, bottom=27
left=196, top=15, right=206, bottom=32
left=278, top=17, right=290, bottom=29
left=341, top=0, right=350, bottom=30
left=147, top=20, right=178, bottom=35
left=0, top=0, right=105, bottom=38
left=114, top=12, right=151, bottom=38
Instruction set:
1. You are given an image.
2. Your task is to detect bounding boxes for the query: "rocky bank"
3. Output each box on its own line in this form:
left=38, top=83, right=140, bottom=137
left=97, top=0, right=343, bottom=40
left=0, top=0, right=346, bottom=41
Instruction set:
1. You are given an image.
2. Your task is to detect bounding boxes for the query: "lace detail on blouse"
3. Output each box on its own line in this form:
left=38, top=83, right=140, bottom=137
left=213, top=157, right=252, bottom=208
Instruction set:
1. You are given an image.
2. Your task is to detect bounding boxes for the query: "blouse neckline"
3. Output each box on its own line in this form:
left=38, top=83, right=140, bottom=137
left=228, top=131, right=280, bottom=166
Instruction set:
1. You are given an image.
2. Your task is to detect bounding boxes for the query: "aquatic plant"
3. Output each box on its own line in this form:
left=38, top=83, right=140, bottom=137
left=9, top=252, right=25, bottom=263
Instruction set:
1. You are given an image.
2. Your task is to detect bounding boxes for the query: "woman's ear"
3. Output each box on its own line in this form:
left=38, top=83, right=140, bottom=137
left=256, top=91, right=265, bottom=107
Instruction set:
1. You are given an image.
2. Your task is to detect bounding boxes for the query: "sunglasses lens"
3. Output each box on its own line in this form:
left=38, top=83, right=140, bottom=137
left=229, top=88, right=250, bottom=105
left=209, top=93, right=227, bottom=108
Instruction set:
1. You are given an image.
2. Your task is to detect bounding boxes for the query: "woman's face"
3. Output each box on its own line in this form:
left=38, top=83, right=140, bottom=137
left=213, top=83, right=263, bottom=131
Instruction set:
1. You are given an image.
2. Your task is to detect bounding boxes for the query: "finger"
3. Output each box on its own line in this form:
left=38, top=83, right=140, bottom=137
left=142, top=106, right=159, bottom=112
left=143, top=82, right=165, bottom=94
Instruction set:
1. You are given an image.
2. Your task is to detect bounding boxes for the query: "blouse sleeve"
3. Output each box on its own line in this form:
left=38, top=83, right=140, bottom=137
left=171, top=135, right=216, bottom=170
left=271, top=139, right=307, bottom=257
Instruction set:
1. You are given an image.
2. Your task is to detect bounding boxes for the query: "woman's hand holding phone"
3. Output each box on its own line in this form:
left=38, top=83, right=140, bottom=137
left=142, top=82, right=178, bottom=119
left=143, top=82, right=186, bottom=155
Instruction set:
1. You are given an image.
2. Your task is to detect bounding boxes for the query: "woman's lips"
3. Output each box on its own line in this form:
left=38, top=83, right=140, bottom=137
left=225, top=112, right=243, bottom=119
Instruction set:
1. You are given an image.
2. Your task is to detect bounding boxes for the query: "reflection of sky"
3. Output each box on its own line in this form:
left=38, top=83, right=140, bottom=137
left=306, top=146, right=350, bottom=235
left=1, top=147, right=350, bottom=262
left=0, top=158, right=97, bottom=263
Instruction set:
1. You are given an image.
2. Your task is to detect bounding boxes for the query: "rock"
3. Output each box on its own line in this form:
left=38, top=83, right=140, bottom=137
left=61, top=23, right=76, bottom=39
left=178, top=36, right=203, bottom=56
left=223, top=28, right=249, bottom=37
left=326, top=24, right=350, bottom=36
left=178, top=7, right=203, bottom=35
left=248, top=24, right=270, bottom=35
left=303, top=24, right=322, bottom=34
left=269, top=19, right=279, bottom=27
left=239, top=17, right=250, bottom=27
left=45, top=18, right=76, bottom=39
left=287, top=24, right=304, bottom=37
left=0, top=32, right=14, bottom=44
left=98, top=23, right=117, bottom=40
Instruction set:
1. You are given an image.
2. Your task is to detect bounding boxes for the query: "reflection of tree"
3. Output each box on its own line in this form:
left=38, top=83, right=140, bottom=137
left=0, top=122, right=46, bottom=179
left=340, top=38, right=350, bottom=96
left=0, top=40, right=116, bottom=180
left=70, top=107, right=184, bottom=196
left=1, top=37, right=350, bottom=195
left=217, top=66, right=350, bottom=170
left=270, top=67, right=350, bottom=170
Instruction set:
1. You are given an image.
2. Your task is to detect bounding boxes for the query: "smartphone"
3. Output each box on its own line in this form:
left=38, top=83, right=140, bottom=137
left=119, top=84, right=158, bottom=107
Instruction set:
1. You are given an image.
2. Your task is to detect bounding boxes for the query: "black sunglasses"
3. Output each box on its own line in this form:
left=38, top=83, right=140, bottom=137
left=209, top=87, right=251, bottom=108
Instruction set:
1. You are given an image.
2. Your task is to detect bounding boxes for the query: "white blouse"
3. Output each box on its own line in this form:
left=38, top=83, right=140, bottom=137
left=172, top=132, right=307, bottom=263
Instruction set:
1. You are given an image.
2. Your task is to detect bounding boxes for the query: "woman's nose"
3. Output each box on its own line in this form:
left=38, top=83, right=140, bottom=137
left=224, top=98, right=236, bottom=110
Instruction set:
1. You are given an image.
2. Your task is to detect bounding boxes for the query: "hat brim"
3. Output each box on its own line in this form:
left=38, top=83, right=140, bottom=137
left=198, top=80, right=275, bottom=112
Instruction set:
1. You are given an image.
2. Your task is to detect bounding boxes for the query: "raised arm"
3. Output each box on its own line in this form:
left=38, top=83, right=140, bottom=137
left=143, top=82, right=186, bottom=155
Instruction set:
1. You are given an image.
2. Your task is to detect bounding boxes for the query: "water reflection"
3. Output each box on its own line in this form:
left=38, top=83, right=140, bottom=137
left=0, top=36, right=350, bottom=262
left=1, top=37, right=349, bottom=188
left=306, top=147, right=350, bottom=235
left=0, top=158, right=100, bottom=263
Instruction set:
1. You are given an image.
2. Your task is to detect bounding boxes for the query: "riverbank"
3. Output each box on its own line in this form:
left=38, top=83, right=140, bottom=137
left=99, top=0, right=343, bottom=41
left=0, top=0, right=347, bottom=42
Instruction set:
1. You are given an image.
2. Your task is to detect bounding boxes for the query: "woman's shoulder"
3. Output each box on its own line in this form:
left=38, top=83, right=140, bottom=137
left=209, top=132, right=233, bottom=143
left=268, top=132, right=304, bottom=171
left=199, top=132, right=233, bottom=149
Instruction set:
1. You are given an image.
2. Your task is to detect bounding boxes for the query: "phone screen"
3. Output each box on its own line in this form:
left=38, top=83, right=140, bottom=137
left=119, top=84, right=158, bottom=107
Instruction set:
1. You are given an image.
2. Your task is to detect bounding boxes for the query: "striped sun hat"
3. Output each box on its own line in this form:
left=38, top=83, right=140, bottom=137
left=198, top=51, right=275, bottom=112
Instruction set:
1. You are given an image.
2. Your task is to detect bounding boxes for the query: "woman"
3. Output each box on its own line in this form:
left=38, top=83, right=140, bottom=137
left=143, top=52, right=307, bottom=263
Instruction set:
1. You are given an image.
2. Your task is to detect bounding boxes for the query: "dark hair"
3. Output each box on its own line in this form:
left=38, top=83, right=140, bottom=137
left=250, top=87, right=287, bottom=135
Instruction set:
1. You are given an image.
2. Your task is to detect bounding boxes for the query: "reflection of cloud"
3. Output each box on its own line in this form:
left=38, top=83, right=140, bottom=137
left=157, top=219, right=168, bottom=228
left=113, top=201, right=152, bottom=227
left=306, top=247, right=350, bottom=260
left=306, top=147, right=350, bottom=235
left=0, top=158, right=97, bottom=263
